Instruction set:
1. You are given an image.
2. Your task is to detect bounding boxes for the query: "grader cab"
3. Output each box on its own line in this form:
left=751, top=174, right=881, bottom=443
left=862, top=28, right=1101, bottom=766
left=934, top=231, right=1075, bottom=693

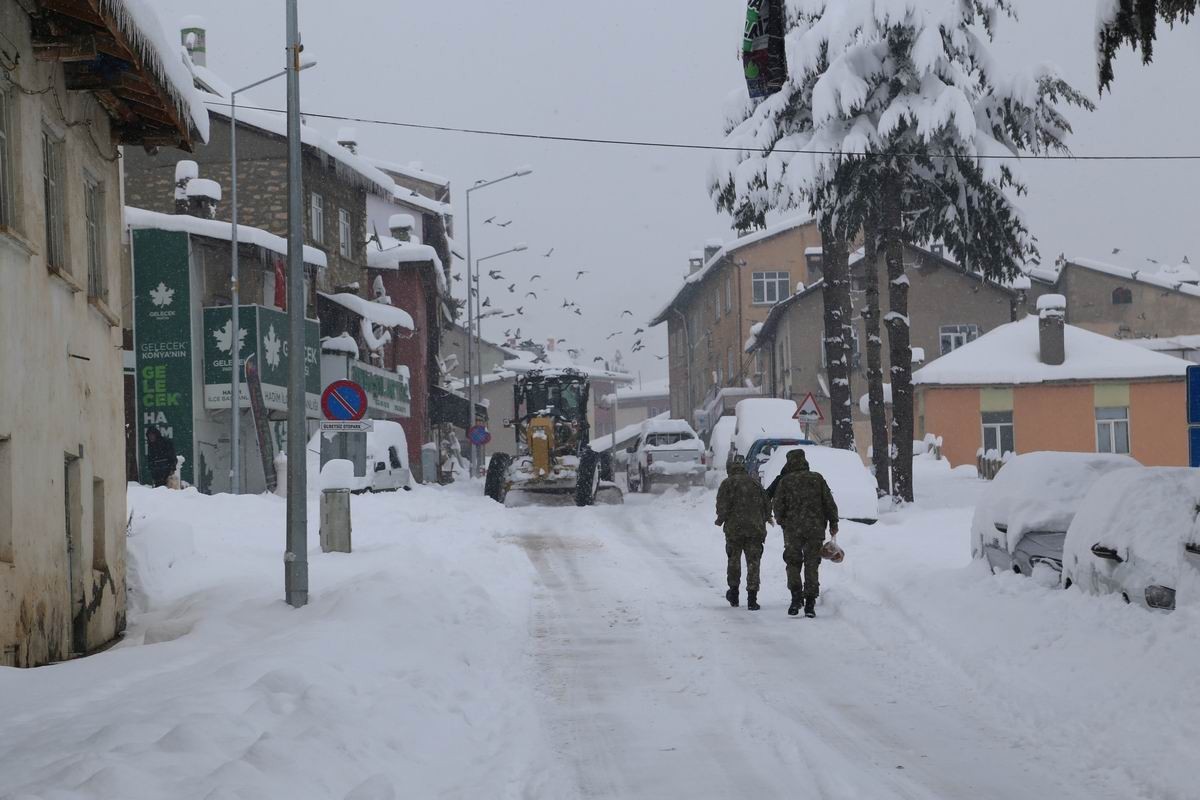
left=484, top=369, right=620, bottom=506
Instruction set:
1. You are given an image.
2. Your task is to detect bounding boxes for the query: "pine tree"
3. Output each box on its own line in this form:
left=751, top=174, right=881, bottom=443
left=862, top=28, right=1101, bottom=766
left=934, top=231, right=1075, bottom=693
left=712, top=0, right=1090, bottom=502
left=1098, top=0, right=1196, bottom=90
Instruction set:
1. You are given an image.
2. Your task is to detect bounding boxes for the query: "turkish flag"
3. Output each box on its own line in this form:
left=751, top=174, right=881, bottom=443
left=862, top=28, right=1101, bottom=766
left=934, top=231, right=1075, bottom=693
left=274, top=257, right=287, bottom=311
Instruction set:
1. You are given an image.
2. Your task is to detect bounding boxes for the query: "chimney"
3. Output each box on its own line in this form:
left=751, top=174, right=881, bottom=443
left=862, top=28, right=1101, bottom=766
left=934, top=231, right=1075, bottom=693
left=389, top=213, right=415, bottom=242
left=185, top=178, right=222, bottom=219
left=336, top=127, right=359, bottom=155
left=1037, top=294, right=1066, bottom=366
left=174, top=160, right=198, bottom=213
left=180, top=16, right=207, bottom=67
left=687, top=249, right=704, bottom=275
left=703, top=237, right=723, bottom=264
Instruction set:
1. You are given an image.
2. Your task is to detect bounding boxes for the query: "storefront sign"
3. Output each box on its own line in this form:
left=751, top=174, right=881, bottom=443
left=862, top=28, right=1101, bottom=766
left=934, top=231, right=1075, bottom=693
left=203, top=305, right=320, bottom=416
left=349, top=360, right=412, bottom=418
left=132, top=229, right=194, bottom=486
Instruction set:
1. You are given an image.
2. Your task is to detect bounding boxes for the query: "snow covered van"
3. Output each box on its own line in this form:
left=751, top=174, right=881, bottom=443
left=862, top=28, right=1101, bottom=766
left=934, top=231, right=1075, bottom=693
left=626, top=419, right=706, bottom=492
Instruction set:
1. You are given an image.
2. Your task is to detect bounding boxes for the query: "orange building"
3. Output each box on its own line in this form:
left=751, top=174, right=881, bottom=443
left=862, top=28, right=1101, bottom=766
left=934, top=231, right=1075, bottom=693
left=914, top=299, right=1192, bottom=468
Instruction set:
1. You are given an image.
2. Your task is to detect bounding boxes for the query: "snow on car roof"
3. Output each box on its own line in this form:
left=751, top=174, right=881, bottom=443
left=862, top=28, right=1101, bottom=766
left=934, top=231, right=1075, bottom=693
left=734, top=398, right=803, bottom=454
left=913, top=317, right=1192, bottom=386
left=759, top=446, right=878, bottom=522
left=640, top=419, right=697, bottom=436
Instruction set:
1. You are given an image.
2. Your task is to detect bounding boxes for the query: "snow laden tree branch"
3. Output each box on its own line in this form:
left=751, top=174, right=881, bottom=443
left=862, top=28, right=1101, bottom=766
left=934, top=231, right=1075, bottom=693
left=710, top=0, right=1092, bottom=503
left=1097, top=0, right=1197, bottom=90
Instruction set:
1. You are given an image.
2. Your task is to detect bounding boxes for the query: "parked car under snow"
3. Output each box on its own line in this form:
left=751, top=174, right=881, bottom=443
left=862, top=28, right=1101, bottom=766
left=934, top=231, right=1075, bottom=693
left=971, top=452, right=1140, bottom=583
left=626, top=419, right=706, bottom=492
left=1064, top=467, right=1200, bottom=611
left=758, top=445, right=879, bottom=524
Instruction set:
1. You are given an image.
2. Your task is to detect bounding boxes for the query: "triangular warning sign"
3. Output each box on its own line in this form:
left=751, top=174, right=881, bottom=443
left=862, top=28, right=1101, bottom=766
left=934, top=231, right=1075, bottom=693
left=794, top=392, right=824, bottom=422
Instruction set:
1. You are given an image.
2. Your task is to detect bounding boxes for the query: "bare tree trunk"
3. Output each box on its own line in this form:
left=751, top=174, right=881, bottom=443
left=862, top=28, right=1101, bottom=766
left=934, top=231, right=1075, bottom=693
left=862, top=212, right=891, bottom=498
left=882, top=173, right=914, bottom=503
left=820, top=218, right=855, bottom=451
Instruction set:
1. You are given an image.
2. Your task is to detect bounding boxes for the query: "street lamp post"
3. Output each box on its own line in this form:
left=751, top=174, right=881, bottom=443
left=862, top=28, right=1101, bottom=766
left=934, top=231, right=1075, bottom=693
left=463, top=167, right=532, bottom=476
left=471, top=244, right=527, bottom=467
left=228, top=61, right=314, bottom=495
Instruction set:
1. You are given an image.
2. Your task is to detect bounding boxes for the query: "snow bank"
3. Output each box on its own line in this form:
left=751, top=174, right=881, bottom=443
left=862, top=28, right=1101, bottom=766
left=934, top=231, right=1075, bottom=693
left=760, top=445, right=878, bottom=522
left=733, top=398, right=803, bottom=456
left=708, top=415, right=737, bottom=468
left=971, top=452, right=1142, bottom=555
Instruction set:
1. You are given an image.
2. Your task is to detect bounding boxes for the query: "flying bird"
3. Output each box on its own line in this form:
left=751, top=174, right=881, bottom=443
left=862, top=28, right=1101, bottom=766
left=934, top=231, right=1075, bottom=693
left=606, top=331, right=622, bottom=340
left=525, top=291, right=538, bottom=300
left=620, top=310, right=633, bottom=317
left=530, top=274, right=542, bottom=282
left=573, top=308, right=583, bottom=316
left=507, top=283, right=516, bottom=293
left=488, top=270, right=504, bottom=280
left=496, top=220, right=514, bottom=228
left=482, top=297, right=492, bottom=308
left=593, top=356, right=605, bottom=363
left=543, top=248, right=555, bottom=258
left=1112, top=247, right=1121, bottom=255
left=452, top=274, right=462, bottom=283
left=655, top=355, right=666, bottom=361
left=576, top=271, right=589, bottom=280
left=561, top=299, right=573, bottom=308
left=557, top=338, right=568, bottom=344
left=633, top=327, right=645, bottom=335
left=515, top=306, right=525, bottom=316
left=483, top=216, right=497, bottom=224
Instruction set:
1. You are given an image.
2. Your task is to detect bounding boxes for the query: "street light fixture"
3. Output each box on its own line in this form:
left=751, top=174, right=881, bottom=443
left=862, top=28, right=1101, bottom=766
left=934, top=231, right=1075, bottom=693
left=469, top=244, right=528, bottom=468
left=228, top=58, right=316, bottom=495
left=464, top=168, right=533, bottom=476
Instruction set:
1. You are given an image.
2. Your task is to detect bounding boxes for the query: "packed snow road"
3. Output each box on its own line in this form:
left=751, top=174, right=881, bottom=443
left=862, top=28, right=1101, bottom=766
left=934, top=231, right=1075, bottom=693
left=1, top=462, right=1197, bottom=799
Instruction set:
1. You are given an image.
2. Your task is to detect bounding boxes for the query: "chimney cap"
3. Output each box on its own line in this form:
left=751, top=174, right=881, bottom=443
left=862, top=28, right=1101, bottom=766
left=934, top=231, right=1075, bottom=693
left=704, top=237, right=724, bottom=249
left=1037, top=293, right=1066, bottom=317
left=186, top=178, right=222, bottom=202
left=175, top=160, right=199, bottom=182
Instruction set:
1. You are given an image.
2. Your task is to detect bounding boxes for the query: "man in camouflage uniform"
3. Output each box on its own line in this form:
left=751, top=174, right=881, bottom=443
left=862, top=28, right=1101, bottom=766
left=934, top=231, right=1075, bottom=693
left=715, top=460, right=772, bottom=610
left=772, top=450, right=838, bottom=618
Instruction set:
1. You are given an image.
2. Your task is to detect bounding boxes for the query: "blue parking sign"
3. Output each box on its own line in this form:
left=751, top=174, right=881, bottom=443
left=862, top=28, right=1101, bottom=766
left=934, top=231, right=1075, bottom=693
left=1191, top=427, right=1200, bottom=469
left=1189, top=366, right=1200, bottom=426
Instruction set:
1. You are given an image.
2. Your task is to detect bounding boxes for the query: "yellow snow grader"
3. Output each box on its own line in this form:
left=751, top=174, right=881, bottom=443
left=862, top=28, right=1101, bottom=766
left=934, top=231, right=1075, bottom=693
left=484, top=369, right=622, bottom=506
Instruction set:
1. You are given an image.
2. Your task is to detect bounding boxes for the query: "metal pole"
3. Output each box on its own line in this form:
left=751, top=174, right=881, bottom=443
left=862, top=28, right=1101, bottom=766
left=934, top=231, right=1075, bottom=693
left=473, top=260, right=483, bottom=468
left=284, top=0, right=308, bottom=608
left=465, top=189, right=476, bottom=477
left=229, top=92, right=241, bottom=494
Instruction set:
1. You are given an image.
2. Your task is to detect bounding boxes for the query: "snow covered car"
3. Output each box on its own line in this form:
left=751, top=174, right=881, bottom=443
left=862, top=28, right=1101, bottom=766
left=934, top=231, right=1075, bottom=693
left=730, top=398, right=806, bottom=465
left=743, top=437, right=815, bottom=482
left=362, top=421, right=414, bottom=493
left=626, top=420, right=707, bottom=492
left=971, top=452, right=1140, bottom=582
left=1064, top=467, right=1200, bottom=611
left=759, top=445, right=878, bottom=524
left=707, top=415, right=736, bottom=470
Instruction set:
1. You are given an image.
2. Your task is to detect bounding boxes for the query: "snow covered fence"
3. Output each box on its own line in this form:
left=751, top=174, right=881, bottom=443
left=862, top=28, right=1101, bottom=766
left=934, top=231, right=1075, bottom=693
left=976, top=448, right=1013, bottom=480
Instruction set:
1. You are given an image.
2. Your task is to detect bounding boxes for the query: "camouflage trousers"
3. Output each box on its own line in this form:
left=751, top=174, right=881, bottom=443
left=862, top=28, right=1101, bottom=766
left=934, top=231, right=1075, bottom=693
left=726, top=534, right=765, bottom=592
left=782, top=532, right=823, bottom=599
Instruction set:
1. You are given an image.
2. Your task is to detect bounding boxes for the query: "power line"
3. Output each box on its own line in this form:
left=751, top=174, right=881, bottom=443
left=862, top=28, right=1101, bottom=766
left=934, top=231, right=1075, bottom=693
left=206, top=99, right=1200, bottom=162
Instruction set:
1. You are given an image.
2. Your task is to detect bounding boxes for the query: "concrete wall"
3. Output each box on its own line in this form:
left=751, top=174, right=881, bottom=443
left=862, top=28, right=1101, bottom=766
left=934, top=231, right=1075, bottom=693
left=1059, top=263, right=1200, bottom=340
left=0, top=3, right=129, bottom=666
left=919, top=380, right=1187, bottom=468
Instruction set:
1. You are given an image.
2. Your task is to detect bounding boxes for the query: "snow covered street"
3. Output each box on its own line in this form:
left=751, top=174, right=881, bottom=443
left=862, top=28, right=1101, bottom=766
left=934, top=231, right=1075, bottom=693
left=3, top=464, right=1198, bottom=799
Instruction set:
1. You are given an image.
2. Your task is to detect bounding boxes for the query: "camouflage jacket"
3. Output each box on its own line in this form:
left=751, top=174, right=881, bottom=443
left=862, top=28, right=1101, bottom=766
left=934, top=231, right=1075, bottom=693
left=716, top=462, right=772, bottom=538
left=772, top=451, right=838, bottom=537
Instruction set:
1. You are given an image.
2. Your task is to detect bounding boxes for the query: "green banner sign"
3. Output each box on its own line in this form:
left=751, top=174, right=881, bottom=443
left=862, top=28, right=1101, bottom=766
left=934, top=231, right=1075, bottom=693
left=203, top=305, right=320, bottom=416
left=132, top=229, right=194, bottom=486
left=349, top=360, right=412, bottom=418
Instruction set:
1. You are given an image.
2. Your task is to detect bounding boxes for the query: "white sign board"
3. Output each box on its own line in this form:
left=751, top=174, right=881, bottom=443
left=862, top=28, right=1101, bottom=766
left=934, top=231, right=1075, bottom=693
left=794, top=392, right=824, bottom=423
left=320, top=420, right=375, bottom=434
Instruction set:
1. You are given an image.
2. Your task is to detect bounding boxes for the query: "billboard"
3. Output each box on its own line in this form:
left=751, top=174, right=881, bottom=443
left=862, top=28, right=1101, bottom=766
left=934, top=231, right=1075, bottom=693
left=743, top=0, right=787, bottom=101
left=203, top=305, right=320, bottom=416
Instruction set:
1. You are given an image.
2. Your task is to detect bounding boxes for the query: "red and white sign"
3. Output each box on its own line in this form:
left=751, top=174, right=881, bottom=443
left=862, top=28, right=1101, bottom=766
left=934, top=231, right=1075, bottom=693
left=794, top=392, right=824, bottom=423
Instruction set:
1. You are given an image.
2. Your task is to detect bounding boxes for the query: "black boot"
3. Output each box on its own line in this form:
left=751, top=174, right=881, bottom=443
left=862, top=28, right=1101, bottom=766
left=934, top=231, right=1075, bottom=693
left=726, top=587, right=739, bottom=608
left=787, top=592, right=800, bottom=616
left=747, top=591, right=760, bottom=611
left=804, top=596, right=816, bottom=618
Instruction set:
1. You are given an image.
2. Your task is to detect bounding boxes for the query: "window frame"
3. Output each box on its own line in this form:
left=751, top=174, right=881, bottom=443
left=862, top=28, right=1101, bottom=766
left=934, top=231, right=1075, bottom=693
left=310, top=192, right=325, bottom=244
left=940, top=323, right=981, bottom=355
left=981, top=410, right=1015, bottom=456
left=42, top=128, right=67, bottom=270
left=84, top=175, right=106, bottom=302
left=751, top=271, right=790, bottom=306
left=338, top=207, right=352, bottom=259
left=0, top=83, right=14, bottom=232
left=1111, top=287, right=1133, bottom=306
left=1095, top=406, right=1131, bottom=455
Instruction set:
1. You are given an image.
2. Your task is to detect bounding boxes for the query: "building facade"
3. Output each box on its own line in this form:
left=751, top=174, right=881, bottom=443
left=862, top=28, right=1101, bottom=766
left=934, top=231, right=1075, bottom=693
left=0, top=0, right=202, bottom=666
left=650, top=218, right=823, bottom=432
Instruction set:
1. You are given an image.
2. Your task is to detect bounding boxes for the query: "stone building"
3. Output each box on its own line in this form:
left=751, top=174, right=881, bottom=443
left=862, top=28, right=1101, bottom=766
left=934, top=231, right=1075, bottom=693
left=649, top=217, right=823, bottom=434
left=0, top=0, right=203, bottom=666
left=747, top=243, right=1035, bottom=450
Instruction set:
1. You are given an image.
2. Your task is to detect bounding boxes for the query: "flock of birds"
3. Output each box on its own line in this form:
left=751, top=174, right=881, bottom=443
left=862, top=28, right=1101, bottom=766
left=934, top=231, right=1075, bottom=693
left=452, top=217, right=665, bottom=365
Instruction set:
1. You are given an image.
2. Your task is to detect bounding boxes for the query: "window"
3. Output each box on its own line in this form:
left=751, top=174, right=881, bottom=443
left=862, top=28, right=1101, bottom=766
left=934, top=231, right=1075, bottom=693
left=42, top=130, right=66, bottom=269
left=1112, top=287, right=1133, bottom=305
left=940, top=324, right=980, bottom=355
left=338, top=208, right=352, bottom=259
left=806, top=253, right=823, bottom=281
left=1096, top=407, right=1130, bottom=454
left=310, top=193, right=324, bottom=243
left=0, top=86, right=13, bottom=230
left=84, top=178, right=106, bottom=301
left=92, top=477, right=106, bottom=570
left=752, top=271, right=790, bottom=305
left=725, top=274, right=732, bottom=313
left=715, top=288, right=721, bottom=321
left=0, top=436, right=11, bottom=563
left=981, top=411, right=1014, bottom=456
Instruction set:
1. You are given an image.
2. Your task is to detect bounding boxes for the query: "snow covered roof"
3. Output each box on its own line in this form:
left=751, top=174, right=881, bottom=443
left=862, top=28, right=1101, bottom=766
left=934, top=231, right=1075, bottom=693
left=125, top=206, right=327, bottom=267
left=318, top=292, right=414, bottom=331
left=1129, top=335, right=1200, bottom=353
left=650, top=216, right=814, bottom=325
left=1065, top=257, right=1200, bottom=298
left=913, top=317, right=1192, bottom=387
left=617, top=377, right=671, bottom=401
left=367, top=156, right=450, bottom=189
left=392, top=186, right=453, bottom=217
left=366, top=235, right=447, bottom=297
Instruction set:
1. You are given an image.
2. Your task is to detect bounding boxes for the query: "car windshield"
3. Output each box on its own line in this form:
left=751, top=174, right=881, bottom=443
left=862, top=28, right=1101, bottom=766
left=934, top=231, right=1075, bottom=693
left=645, top=432, right=694, bottom=447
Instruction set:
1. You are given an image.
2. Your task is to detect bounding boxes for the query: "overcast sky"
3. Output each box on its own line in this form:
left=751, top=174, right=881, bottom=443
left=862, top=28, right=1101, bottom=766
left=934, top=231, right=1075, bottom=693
left=154, top=0, right=1200, bottom=383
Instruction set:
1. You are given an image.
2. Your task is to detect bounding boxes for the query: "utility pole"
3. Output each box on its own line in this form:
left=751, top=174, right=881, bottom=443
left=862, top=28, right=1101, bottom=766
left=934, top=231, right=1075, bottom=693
left=284, top=0, right=308, bottom=608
